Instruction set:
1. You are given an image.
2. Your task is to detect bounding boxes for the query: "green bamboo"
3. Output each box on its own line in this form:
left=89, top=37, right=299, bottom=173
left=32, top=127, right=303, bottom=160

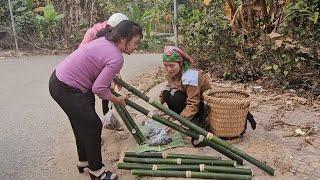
left=131, top=169, right=252, bottom=180
left=118, top=163, right=252, bottom=175
left=123, top=157, right=236, bottom=166
left=111, top=90, right=244, bottom=165
left=113, top=104, right=145, bottom=145
left=114, top=79, right=275, bottom=175
left=120, top=105, right=146, bottom=143
left=125, top=152, right=221, bottom=160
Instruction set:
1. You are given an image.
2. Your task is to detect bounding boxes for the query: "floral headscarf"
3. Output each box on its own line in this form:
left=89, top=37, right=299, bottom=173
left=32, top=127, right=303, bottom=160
left=162, top=46, right=195, bottom=72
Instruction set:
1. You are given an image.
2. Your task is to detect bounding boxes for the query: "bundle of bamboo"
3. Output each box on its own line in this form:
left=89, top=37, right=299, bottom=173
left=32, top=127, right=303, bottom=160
left=118, top=152, right=253, bottom=179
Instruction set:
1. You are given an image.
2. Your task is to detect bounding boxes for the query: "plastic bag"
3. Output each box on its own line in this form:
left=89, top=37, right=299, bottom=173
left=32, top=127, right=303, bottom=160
left=148, top=129, right=172, bottom=146
left=145, top=120, right=163, bottom=138
left=145, top=120, right=172, bottom=146
left=101, top=103, right=122, bottom=130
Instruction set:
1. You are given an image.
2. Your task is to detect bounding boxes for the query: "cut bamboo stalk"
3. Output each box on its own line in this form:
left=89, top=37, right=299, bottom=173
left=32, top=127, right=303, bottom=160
left=123, top=157, right=236, bottom=166
left=113, top=104, right=145, bottom=145
left=125, top=152, right=221, bottom=160
left=113, top=79, right=275, bottom=175
left=112, top=90, right=243, bottom=165
left=131, top=169, right=253, bottom=179
left=118, top=163, right=252, bottom=175
left=119, top=105, right=146, bottom=143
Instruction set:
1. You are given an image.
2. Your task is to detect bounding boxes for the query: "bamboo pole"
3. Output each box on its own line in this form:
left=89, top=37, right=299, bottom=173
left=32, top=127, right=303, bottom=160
left=123, top=157, right=236, bottom=167
left=118, top=163, right=252, bottom=175
left=131, top=169, right=253, bottom=179
left=112, top=90, right=243, bottom=165
left=113, top=104, right=145, bottom=145
left=120, top=105, right=146, bottom=143
left=125, top=152, right=221, bottom=160
left=113, top=79, right=275, bottom=175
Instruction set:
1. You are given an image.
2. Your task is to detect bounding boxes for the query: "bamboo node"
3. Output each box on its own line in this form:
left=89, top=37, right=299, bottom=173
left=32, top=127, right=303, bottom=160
left=147, top=112, right=154, bottom=118
left=186, top=170, right=192, bottom=178
left=177, top=158, right=182, bottom=165
left=198, top=135, right=205, bottom=142
left=152, top=164, right=158, bottom=171
left=199, top=164, right=205, bottom=172
left=162, top=152, right=168, bottom=158
left=206, top=133, right=214, bottom=139
left=148, top=98, right=155, bottom=104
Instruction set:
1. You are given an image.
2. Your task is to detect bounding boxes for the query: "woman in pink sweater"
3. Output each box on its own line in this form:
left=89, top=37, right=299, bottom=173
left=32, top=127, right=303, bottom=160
left=49, top=20, right=142, bottom=180
left=79, top=13, right=129, bottom=117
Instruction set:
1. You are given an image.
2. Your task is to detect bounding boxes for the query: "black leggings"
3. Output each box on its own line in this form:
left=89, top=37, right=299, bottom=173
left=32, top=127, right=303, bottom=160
left=49, top=71, right=103, bottom=171
left=102, top=99, right=109, bottom=115
left=162, top=89, right=210, bottom=131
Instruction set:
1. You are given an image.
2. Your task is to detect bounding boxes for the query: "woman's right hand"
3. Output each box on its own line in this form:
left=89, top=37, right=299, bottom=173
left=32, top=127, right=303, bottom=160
left=114, top=95, right=129, bottom=107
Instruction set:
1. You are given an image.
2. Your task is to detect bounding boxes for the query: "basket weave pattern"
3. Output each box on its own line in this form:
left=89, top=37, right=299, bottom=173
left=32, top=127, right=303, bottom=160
left=204, top=89, right=251, bottom=137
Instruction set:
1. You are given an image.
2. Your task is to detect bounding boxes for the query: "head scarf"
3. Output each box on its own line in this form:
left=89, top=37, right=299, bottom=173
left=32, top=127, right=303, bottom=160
left=162, top=46, right=195, bottom=72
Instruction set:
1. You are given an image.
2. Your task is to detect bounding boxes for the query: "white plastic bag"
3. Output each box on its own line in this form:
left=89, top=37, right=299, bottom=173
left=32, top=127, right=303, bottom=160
left=101, top=103, right=122, bottom=130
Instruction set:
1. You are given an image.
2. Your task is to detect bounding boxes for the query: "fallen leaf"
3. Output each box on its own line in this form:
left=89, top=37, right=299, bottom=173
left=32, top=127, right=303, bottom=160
left=224, top=2, right=233, bottom=21
left=295, top=128, right=306, bottom=135
left=268, top=32, right=282, bottom=39
left=285, top=37, right=293, bottom=43
left=297, top=46, right=311, bottom=54
left=203, top=0, right=212, bottom=6
left=275, top=39, right=283, bottom=48
left=235, top=51, right=244, bottom=59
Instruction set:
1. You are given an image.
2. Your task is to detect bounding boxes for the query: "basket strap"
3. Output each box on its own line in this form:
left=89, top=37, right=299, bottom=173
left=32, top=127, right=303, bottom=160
left=247, top=112, right=256, bottom=130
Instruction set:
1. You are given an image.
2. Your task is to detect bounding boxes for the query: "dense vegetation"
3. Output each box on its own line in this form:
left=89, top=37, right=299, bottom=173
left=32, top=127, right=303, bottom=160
left=1, top=0, right=319, bottom=95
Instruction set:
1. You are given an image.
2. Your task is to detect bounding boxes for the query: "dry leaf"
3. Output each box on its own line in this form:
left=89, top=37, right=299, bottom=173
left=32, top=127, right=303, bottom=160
left=224, top=2, right=233, bottom=21
left=284, top=37, right=293, bottom=43
left=275, top=39, right=283, bottom=47
left=295, top=128, right=305, bottom=135
left=297, top=46, right=311, bottom=54
left=203, top=0, right=212, bottom=6
left=235, top=51, right=244, bottom=60
left=268, top=32, right=282, bottom=39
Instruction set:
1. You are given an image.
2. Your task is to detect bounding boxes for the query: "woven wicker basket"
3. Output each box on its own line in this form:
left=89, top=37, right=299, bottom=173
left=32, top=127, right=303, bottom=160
left=203, top=89, right=251, bottom=138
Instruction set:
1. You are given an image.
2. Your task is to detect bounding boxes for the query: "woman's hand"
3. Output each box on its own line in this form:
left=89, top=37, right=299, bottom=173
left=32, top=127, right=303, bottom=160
left=115, top=95, right=128, bottom=107
left=109, top=94, right=129, bottom=107
left=115, top=73, right=122, bottom=91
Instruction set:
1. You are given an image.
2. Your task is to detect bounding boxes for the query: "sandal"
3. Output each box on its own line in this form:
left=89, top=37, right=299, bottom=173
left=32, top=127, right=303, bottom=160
left=89, top=171, right=118, bottom=180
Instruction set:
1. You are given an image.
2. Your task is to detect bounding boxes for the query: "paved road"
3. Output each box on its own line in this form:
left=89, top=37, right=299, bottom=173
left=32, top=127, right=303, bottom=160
left=0, top=54, right=162, bottom=180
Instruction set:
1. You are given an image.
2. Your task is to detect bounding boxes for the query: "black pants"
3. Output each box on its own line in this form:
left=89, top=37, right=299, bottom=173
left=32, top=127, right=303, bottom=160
left=162, top=89, right=210, bottom=131
left=49, top=71, right=103, bottom=171
left=102, top=100, right=109, bottom=115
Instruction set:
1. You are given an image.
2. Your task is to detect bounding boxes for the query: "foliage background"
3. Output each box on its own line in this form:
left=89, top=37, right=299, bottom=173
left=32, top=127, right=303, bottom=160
left=1, top=0, right=319, bottom=95
left=178, top=0, right=320, bottom=96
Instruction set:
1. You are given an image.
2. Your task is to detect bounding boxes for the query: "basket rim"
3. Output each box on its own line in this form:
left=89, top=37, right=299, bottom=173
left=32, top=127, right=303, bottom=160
left=203, top=89, right=251, bottom=100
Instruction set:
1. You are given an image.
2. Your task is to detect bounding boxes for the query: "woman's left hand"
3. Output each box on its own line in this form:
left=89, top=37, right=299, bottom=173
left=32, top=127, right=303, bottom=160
left=115, top=73, right=122, bottom=91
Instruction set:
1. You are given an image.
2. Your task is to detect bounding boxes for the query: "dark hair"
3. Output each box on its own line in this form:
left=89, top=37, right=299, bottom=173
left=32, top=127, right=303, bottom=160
left=104, top=20, right=143, bottom=43
left=96, top=25, right=112, bottom=39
